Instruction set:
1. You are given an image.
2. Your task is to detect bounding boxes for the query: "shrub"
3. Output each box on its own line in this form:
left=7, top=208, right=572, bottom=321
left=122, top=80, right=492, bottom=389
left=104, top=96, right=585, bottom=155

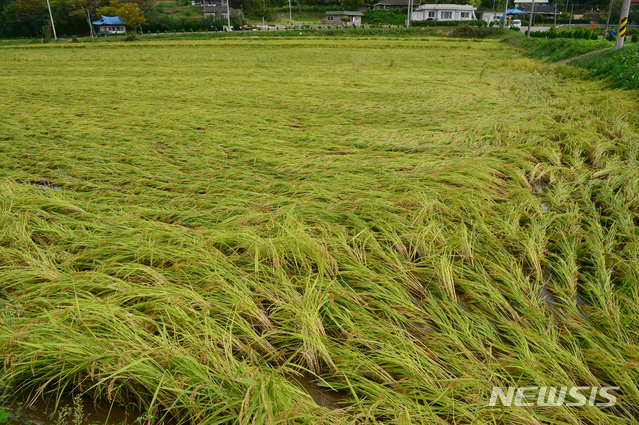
left=489, top=21, right=495, bottom=27
left=71, top=35, right=78, bottom=42
left=591, top=33, right=598, bottom=40
left=632, top=34, right=638, bottom=43
left=125, top=33, right=137, bottom=41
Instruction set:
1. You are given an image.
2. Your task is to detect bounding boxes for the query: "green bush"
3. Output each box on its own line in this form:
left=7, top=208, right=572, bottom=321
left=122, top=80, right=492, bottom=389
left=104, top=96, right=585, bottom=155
left=71, top=35, right=78, bottom=42
left=591, top=33, right=598, bottom=40
left=632, top=34, right=638, bottom=43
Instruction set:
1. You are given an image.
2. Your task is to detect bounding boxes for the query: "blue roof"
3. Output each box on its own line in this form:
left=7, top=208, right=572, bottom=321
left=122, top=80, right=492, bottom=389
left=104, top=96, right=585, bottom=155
left=506, top=8, right=525, bottom=14
left=92, top=16, right=127, bottom=25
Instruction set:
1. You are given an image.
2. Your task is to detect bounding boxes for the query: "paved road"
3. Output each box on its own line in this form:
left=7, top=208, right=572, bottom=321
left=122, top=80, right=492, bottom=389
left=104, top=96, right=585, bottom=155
left=519, top=26, right=551, bottom=32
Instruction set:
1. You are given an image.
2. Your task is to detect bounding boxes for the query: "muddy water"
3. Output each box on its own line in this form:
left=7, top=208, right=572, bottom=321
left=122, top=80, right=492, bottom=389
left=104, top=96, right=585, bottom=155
left=286, top=373, right=347, bottom=409
left=0, top=391, right=146, bottom=425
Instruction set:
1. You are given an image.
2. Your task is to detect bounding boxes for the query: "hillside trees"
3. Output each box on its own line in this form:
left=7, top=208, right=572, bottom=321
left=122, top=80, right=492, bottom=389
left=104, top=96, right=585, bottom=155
left=97, top=0, right=146, bottom=32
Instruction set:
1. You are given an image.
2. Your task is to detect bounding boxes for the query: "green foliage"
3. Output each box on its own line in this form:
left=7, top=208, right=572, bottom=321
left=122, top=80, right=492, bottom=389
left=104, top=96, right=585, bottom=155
left=500, top=30, right=612, bottom=62
left=591, top=32, right=597, bottom=40
left=71, top=34, right=78, bottom=42
left=0, top=409, right=10, bottom=424
left=363, top=9, right=405, bottom=25
left=632, top=34, right=638, bottom=43
left=572, top=41, right=639, bottom=90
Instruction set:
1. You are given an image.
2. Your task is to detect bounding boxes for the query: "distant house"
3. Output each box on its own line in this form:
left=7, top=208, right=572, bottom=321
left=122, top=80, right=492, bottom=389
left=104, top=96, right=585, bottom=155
left=371, top=0, right=411, bottom=10
left=518, top=3, right=561, bottom=16
left=204, top=6, right=230, bottom=18
left=92, top=16, right=126, bottom=35
left=191, top=0, right=223, bottom=5
left=475, top=10, right=503, bottom=23
left=411, top=4, right=476, bottom=21
left=324, top=11, right=364, bottom=25
left=512, top=0, right=549, bottom=8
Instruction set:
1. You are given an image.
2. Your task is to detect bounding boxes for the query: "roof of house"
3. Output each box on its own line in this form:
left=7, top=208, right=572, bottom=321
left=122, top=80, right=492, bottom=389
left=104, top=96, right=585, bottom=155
left=92, top=16, right=126, bottom=25
left=204, top=6, right=229, bottom=12
left=372, top=0, right=411, bottom=6
left=414, top=4, right=476, bottom=10
left=325, top=11, right=365, bottom=16
left=513, top=0, right=549, bottom=3
left=519, top=3, right=560, bottom=13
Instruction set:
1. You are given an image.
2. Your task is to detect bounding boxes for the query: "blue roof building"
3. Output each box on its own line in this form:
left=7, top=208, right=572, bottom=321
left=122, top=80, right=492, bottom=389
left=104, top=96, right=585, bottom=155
left=92, top=16, right=127, bottom=35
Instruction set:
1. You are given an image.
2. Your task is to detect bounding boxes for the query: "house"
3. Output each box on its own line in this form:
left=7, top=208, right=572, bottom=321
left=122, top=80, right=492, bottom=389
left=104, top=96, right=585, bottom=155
left=191, top=0, right=224, bottom=5
left=324, top=11, right=364, bottom=25
left=92, top=16, right=126, bottom=35
left=518, top=3, right=561, bottom=16
left=512, top=0, right=549, bottom=8
left=411, top=4, right=476, bottom=21
left=204, top=6, right=230, bottom=18
left=371, top=0, right=411, bottom=10
left=475, top=10, right=503, bottom=23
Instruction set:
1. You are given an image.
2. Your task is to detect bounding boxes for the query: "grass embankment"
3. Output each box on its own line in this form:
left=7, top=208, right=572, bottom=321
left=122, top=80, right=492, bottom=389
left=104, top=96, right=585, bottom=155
left=571, top=42, right=639, bottom=91
left=1, top=37, right=639, bottom=424
left=500, top=30, right=613, bottom=62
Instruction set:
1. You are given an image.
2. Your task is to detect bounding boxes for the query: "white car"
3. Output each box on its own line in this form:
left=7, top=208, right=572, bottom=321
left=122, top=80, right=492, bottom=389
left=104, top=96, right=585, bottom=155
left=511, top=19, right=522, bottom=28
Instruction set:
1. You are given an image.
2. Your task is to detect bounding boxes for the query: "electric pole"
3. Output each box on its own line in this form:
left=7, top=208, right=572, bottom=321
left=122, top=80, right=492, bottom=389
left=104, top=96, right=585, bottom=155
left=406, top=0, right=412, bottom=28
left=45, top=0, right=57, bottom=39
left=615, top=0, right=631, bottom=50
left=527, top=0, right=535, bottom=38
left=226, top=0, right=231, bottom=30
left=604, top=0, right=613, bottom=34
left=568, top=3, right=573, bottom=29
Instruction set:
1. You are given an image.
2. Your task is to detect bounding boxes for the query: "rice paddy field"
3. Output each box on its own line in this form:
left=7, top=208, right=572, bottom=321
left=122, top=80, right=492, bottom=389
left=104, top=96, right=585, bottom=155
left=1, top=36, right=639, bottom=424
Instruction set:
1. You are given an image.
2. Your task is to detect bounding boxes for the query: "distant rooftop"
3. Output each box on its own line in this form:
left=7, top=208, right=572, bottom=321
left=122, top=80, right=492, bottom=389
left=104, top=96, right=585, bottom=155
left=414, top=4, right=476, bottom=10
left=325, top=11, right=365, bottom=16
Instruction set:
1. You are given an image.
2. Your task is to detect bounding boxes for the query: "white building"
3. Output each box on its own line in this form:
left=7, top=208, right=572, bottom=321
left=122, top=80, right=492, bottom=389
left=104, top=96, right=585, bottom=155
left=411, top=4, right=477, bottom=22
left=475, top=10, right=503, bottom=23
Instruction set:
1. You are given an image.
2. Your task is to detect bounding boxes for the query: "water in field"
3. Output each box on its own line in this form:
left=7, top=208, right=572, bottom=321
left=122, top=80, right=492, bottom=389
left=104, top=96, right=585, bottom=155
left=0, top=391, right=148, bottom=425
left=286, top=373, right=347, bottom=409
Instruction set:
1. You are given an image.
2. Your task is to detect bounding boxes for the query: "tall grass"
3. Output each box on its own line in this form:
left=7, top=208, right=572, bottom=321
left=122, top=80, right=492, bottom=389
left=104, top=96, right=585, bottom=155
left=0, top=37, right=638, bottom=423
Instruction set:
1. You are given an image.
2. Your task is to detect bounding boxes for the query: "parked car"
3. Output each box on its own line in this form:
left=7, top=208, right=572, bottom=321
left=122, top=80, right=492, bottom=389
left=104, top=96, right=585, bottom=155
left=511, top=19, right=522, bottom=28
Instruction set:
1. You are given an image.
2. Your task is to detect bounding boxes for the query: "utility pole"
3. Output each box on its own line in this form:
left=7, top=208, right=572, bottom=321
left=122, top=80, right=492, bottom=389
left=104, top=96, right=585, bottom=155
left=568, top=3, right=573, bottom=29
left=406, top=0, right=412, bottom=28
left=288, top=0, right=292, bottom=24
left=604, top=0, right=613, bottom=34
left=615, top=0, right=631, bottom=50
left=226, top=0, right=231, bottom=30
left=45, top=0, right=57, bottom=39
left=503, top=0, right=508, bottom=28
left=527, top=0, right=535, bottom=38
left=553, top=3, right=557, bottom=27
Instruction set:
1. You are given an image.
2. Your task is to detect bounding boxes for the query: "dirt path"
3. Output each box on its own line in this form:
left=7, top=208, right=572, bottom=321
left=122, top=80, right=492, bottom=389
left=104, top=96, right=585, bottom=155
left=549, top=47, right=613, bottom=66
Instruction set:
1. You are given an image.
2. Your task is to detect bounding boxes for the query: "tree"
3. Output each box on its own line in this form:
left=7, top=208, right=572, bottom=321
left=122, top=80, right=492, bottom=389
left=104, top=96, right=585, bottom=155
left=54, top=0, right=104, bottom=36
left=97, top=0, right=145, bottom=32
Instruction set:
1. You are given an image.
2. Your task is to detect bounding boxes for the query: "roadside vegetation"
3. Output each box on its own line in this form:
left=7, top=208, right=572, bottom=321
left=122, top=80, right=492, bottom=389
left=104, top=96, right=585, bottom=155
left=571, top=41, right=639, bottom=90
left=1, top=36, right=639, bottom=424
left=500, top=30, right=613, bottom=62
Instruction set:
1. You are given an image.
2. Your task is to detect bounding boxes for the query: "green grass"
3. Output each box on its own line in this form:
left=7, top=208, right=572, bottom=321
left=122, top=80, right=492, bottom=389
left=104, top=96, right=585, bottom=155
left=1, top=37, right=639, bottom=424
left=570, top=41, right=639, bottom=90
left=500, top=30, right=614, bottom=62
